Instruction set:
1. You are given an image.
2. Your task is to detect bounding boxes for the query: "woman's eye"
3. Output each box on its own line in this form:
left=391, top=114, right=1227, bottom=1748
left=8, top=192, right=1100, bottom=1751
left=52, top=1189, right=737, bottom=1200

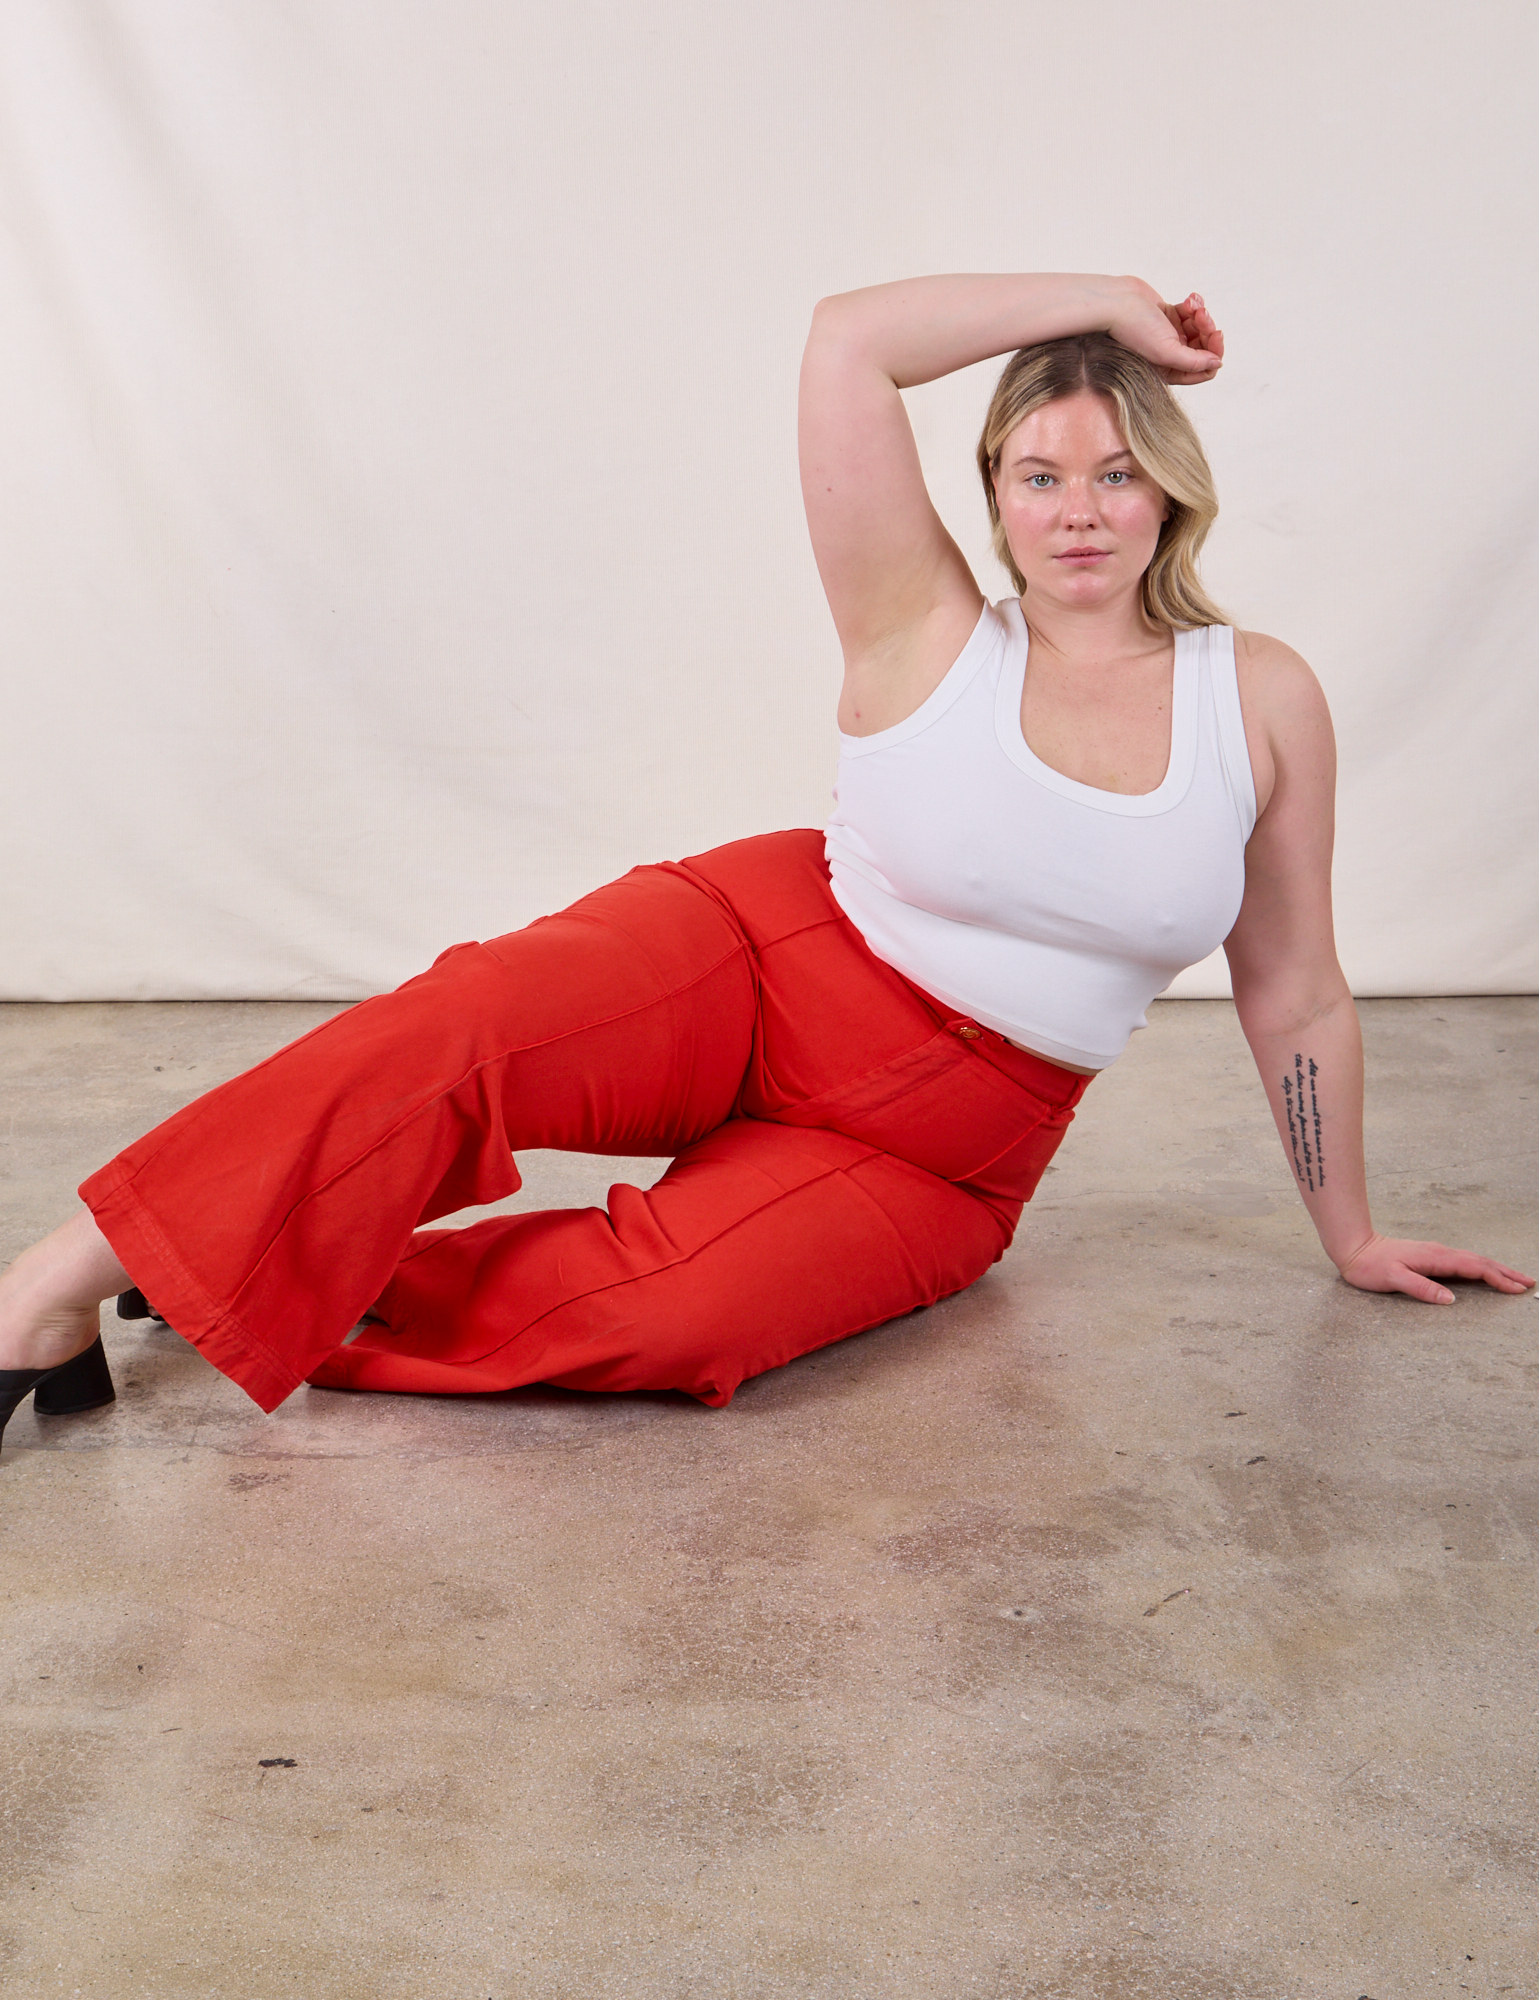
left=1028, top=473, right=1054, bottom=489
left=1103, top=470, right=1129, bottom=485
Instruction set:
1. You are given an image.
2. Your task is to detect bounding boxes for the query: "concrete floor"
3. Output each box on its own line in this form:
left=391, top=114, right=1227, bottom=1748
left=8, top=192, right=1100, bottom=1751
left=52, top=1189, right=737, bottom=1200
left=1, top=995, right=1535, bottom=1999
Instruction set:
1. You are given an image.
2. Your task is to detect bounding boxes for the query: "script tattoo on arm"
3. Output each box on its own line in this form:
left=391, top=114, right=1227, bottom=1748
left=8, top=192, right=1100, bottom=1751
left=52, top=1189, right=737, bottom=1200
left=1281, top=1053, right=1327, bottom=1191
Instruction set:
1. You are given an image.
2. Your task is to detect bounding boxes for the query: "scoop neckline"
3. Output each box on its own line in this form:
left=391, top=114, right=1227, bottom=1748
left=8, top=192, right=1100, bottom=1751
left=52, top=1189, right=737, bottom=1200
left=992, top=599, right=1199, bottom=818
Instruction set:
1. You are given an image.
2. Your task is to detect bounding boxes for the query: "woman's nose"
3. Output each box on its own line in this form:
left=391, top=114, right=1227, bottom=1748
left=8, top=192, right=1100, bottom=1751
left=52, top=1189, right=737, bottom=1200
left=1063, top=482, right=1100, bottom=526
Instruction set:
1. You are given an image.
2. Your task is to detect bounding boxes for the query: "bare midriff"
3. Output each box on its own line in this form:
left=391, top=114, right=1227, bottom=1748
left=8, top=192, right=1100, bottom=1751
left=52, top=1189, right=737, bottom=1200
left=1004, top=1037, right=1099, bottom=1079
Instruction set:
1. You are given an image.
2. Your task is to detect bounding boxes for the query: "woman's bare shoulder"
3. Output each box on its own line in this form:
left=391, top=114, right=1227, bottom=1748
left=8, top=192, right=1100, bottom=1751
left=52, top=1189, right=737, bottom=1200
left=1227, top=629, right=1333, bottom=820
left=1233, top=628, right=1332, bottom=734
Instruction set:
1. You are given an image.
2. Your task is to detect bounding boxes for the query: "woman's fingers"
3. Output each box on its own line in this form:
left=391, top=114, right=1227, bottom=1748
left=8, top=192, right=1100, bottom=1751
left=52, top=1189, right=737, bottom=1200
left=1118, top=295, right=1222, bottom=379
left=1181, top=312, right=1224, bottom=360
left=1162, top=330, right=1214, bottom=370
left=1468, top=1261, right=1535, bottom=1291
left=1395, top=1267, right=1457, bottom=1305
left=1342, top=1236, right=1536, bottom=1302
left=1172, top=296, right=1225, bottom=363
left=1159, top=337, right=1222, bottom=379
left=1416, top=1245, right=1536, bottom=1289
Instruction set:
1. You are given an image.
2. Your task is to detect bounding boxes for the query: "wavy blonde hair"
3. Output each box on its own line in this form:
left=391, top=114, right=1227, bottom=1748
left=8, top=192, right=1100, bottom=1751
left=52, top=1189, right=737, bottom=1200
left=976, top=332, right=1227, bottom=629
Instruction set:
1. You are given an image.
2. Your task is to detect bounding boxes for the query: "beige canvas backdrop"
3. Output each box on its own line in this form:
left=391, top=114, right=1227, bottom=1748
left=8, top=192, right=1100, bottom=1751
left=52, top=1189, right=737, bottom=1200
left=2, top=0, right=1535, bottom=1002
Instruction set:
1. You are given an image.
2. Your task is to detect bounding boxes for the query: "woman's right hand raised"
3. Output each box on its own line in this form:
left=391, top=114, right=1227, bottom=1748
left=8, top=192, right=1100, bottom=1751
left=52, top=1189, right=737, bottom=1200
left=1105, top=280, right=1224, bottom=385
left=799, top=271, right=1224, bottom=707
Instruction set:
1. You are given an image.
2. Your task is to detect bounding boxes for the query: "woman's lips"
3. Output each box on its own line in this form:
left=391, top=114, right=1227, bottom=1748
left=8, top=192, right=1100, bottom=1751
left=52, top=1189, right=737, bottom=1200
left=1055, top=548, right=1110, bottom=564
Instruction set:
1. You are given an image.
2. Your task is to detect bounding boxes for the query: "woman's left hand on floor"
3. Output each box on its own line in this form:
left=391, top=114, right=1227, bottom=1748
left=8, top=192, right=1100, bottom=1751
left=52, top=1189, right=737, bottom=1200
left=1337, top=1233, right=1535, bottom=1304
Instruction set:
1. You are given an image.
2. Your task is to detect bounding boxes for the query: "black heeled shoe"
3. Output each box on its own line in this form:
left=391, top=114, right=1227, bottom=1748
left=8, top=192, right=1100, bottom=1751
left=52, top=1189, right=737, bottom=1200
left=0, top=1336, right=116, bottom=1453
left=116, top=1288, right=162, bottom=1322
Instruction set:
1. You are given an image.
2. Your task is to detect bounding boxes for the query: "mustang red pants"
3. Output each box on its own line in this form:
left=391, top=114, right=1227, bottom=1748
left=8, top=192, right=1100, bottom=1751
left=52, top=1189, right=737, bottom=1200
left=81, top=831, right=1088, bottom=1412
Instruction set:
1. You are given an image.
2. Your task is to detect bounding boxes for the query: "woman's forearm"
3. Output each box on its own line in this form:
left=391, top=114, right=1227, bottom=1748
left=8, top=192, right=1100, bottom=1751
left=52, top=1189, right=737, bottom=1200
left=808, top=273, right=1148, bottom=390
left=1236, top=989, right=1376, bottom=1270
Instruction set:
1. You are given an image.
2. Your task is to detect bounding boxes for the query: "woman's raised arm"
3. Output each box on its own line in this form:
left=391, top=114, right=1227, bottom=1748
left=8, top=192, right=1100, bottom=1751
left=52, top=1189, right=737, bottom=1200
left=797, top=273, right=1221, bottom=698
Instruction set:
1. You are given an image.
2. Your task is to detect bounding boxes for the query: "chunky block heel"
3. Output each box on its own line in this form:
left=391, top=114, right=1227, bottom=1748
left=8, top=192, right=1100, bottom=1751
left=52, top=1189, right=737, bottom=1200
left=33, top=1335, right=116, bottom=1415
left=0, top=1336, right=117, bottom=1452
left=116, top=1288, right=162, bottom=1321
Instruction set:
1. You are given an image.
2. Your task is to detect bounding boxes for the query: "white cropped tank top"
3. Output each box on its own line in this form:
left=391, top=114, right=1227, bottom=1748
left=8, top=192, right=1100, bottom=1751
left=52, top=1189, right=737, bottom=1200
left=824, top=598, right=1258, bottom=1072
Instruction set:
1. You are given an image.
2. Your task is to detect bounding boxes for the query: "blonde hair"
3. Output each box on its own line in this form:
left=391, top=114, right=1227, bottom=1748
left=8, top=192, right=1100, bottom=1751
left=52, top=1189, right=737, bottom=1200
left=976, top=333, right=1227, bottom=629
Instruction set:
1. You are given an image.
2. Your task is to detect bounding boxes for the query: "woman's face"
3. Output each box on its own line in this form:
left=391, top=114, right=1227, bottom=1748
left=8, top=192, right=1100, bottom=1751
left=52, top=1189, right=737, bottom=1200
left=993, top=391, right=1169, bottom=611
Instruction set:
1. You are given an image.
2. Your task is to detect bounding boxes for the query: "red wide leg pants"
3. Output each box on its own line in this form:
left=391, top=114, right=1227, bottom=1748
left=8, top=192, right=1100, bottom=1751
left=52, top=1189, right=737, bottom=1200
left=80, top=832, right=1088, bottom=1412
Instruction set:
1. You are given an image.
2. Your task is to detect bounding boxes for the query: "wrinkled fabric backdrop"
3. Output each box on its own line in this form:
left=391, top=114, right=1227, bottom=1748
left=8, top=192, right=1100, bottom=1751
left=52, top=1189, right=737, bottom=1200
left=2, top=0, right=1535, bottom=1001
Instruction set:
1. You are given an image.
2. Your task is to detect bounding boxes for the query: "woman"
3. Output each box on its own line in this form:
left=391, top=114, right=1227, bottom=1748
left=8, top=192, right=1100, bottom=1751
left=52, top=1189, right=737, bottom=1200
left=1, top=272, right=1529, bottom=1443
